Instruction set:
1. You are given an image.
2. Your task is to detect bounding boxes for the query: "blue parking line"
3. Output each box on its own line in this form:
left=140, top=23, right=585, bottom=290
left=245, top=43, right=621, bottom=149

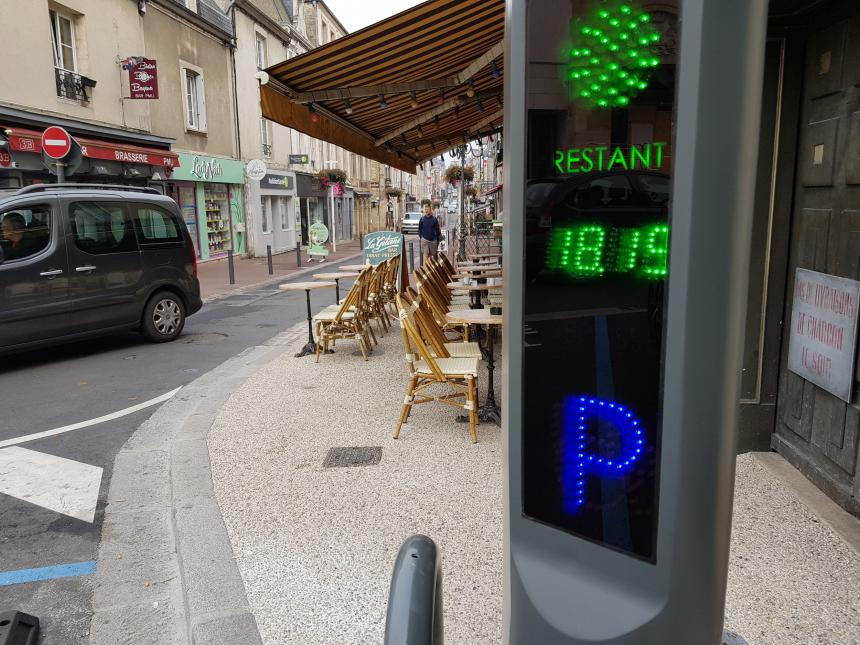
left=0, top=561, right=97, bottom=586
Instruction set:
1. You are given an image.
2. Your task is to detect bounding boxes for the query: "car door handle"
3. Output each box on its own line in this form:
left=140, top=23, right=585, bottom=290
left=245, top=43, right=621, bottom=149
left=75, top=265, right=97, bottom=272
left=39, top=269, right=63, bottom=277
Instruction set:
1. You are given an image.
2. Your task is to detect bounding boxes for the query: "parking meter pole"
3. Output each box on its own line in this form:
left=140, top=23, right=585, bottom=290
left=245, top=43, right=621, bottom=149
left=227, top=250, right=235, bottom=285
left=505, top=1, right=767, bottom=643
left=266, top=245, right=273, bottom=275
left=383, top=535, right=443, bottom=645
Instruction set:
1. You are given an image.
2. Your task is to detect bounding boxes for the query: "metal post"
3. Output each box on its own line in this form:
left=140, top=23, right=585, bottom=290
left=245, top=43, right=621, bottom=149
left=227, top=250, right=235, bottom=285
left=330, top=186, right=337, bottom=254
left=56, top=163, right=65, bottom=183
left=458, top=145, right=466, bottom=261
left=296, top=240, right=302, bottom=268
left=359, top=233, right=364, bottom=250
left=408, top=241, right=415, bottom=272
left=266, top=245, right=273, bottom=275
left=383, top=535, right=443, bottom=645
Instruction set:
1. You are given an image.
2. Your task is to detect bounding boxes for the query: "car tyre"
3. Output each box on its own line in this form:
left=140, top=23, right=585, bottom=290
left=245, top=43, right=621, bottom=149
left=141, top=290, right=186, bottom=343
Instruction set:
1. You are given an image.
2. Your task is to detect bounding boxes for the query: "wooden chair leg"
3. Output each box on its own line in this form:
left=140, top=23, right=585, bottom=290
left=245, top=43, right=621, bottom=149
left=395, top=378, right=416, bottom=438
left=467, top=376, right=478, bottom=443
left=315, top=330, right=323, bottom=363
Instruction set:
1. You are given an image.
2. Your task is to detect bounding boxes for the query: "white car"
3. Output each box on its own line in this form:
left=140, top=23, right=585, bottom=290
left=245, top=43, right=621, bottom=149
left=400, top=211, right=422, bottom=235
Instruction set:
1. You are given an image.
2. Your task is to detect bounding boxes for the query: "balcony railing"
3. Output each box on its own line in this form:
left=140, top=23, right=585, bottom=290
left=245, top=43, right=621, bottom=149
left=55, top=68, right=94, bottom=101
left=262, top=143, right=272, bottom=157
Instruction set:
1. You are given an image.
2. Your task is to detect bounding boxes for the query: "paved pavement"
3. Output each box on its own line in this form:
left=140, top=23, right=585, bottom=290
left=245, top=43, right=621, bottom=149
left=0, top=257, right=360, bottom=644
left=203, top=321, right=860, bottom=644
left=196, top=239, right=365, bottom=300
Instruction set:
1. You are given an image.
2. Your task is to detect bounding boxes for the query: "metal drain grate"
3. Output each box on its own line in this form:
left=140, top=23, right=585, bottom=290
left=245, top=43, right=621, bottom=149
left=323, top=446, right=382, bottom=468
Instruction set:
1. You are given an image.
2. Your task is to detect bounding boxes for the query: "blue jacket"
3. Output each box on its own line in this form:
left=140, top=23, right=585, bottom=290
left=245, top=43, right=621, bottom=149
left=418, top=215, right=439, bottom=241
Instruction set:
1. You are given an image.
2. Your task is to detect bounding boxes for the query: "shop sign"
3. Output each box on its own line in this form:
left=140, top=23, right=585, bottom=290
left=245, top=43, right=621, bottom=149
left=246, top=159, right=267, bottom=181
left=289, top=154, right=309, bottom=164
left=172, top=153, right=245, bottom=184
left=787, top=268, right=860, bottom=402
left=123, top=57, right=159, bottom=99
left=363, top=231, right=403, bottom=266
left=261, top=173, right=294, bottom=191
left=0, top=150, right=12, bottom=168
left=308, top=222, right=329, bottom=257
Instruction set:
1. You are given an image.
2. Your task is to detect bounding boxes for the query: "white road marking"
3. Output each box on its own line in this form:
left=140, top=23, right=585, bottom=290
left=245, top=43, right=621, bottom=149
left=45, top=139, right=67, bottom=146
left=0, top=386, right=182, bottom=449
left=0, top=447, right=103, bottom=523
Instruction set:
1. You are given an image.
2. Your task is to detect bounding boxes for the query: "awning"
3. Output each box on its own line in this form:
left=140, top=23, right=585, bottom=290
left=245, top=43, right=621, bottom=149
left=2, top=125, right=180, bottom=168
left=260, top=0, right=504, bottom=175
left=485, top=183, right=503, bottom=196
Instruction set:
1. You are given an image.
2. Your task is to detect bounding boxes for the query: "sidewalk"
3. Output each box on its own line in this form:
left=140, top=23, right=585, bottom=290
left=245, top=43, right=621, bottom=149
left=197, top=240, right=364, bottom=301
left=205, top=320, right=860, bottom=644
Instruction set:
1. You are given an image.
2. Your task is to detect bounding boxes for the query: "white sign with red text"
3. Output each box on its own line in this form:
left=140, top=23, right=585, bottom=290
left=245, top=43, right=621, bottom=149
left=788, top=268, right=860, bottom=401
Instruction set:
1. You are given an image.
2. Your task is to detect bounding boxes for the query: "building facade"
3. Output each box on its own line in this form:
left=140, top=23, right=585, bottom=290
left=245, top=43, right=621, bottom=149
left=0, top=0, right=246, bottom=261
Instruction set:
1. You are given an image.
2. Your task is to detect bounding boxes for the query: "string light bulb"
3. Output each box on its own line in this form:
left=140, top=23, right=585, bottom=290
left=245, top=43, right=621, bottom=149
left=379, top=94, right=388, bottom=109
left=437, top=88, right=445, bottom=105
left=491, top=60, right=500, bottom=79
left=343, top=98, right=352, bottom=115
left=410, top=90, right=419, bottom=109
left=466, top=79, right=476, bottom=98
left=307, top=103, right=319, bottom=123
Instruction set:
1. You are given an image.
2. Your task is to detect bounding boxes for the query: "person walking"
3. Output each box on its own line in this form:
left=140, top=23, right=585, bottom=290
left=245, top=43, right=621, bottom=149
left=418, top=202, right=441, bottom=261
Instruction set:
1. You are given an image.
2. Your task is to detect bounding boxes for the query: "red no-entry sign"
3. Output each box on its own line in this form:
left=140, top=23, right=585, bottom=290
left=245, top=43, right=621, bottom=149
left=41, top=126, right=72, bottom=160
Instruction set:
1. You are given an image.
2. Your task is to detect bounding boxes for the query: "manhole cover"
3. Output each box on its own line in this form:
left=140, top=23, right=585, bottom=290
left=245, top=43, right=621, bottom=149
left=323, top=446, right=382, bottom=468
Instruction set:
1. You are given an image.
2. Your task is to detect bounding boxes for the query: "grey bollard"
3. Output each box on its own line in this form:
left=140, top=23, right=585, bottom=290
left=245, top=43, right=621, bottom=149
left=408, top=241, right=415, bottom=272
left=296, top=240, right=302, bottom=268
left=360, top=233, right=364, bottom=250
left=383, top=535, right=443, bottom=645
left=0, top=610, right=40, bottom=644
left=227, top=249, right=235, bottom=285
left=266, top=245, right=273, bottom=275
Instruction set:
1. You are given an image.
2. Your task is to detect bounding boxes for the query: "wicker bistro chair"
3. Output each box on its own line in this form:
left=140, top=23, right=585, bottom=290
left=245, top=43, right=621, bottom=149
left=367, top=262, right=392, bottom=333
left=414, top=280, right=472, bottom=341
left=394, top=295, right=480, bottom=443
left=401, top=290, right=482, bottom=359
left=313, top=273, right=372, bottom=362
left=381, top=255, right=401, bottom=311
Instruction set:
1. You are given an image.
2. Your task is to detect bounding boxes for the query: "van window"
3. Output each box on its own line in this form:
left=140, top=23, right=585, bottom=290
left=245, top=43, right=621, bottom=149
left=565, top=175, right=635, bottom=210
left=0, top=205, right=52, bottom=262
left=70, top=202, right=138, bottom=254
left=134, top=204, right=184, bottom=245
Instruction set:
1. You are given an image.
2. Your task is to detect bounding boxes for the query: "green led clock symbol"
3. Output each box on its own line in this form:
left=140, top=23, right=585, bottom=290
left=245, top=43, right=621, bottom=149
left=566, top=1, right=661, bottom=108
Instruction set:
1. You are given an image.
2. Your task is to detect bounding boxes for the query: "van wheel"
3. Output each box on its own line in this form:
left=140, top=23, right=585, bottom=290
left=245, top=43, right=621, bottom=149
left=142, top=291, right=185, bottom=343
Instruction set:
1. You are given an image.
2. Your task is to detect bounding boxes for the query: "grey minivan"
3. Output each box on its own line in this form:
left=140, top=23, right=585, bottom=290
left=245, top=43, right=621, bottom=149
left=0, top=184, right=202, bottom=354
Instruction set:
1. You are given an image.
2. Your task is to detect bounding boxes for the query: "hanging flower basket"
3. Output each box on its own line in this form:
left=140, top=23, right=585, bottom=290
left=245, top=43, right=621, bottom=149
left=444, top=164, right=475, bottom=186
left=386, top=187, right=404, bottom=197
left=464, top=185, right=478, bottom=198
left=317, top=168, right=348, bottom=196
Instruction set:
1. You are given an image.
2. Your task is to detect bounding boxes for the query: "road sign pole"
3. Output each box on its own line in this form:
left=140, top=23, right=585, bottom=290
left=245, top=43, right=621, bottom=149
left=55, top=163, right=65, bottom=183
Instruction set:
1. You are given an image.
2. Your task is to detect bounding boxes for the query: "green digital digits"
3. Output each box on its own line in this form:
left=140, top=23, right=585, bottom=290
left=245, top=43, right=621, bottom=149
left=546, top=223, right=668, bottom=278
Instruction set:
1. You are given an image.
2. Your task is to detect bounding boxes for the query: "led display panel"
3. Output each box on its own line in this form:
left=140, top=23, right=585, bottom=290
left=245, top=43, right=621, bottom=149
left=522, top=0, right=678, bottom=562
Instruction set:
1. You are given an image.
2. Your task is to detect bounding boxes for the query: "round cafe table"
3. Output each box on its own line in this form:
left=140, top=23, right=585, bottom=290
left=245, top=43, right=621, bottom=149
left=446, top=309, right=503, bottom=425
left=313, top=272, right=359, bottom=303
left=278, top=281, right=335, bottom=357
left=340, top=264, right=371, bottom=272
left=447, top=279, right=503, bottom=309
left=458, top=266, right=502, bottom=279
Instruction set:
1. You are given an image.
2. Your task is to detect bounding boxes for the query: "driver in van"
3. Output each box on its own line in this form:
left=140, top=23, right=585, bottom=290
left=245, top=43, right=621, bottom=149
left=1, top=212, right=40, bottom=261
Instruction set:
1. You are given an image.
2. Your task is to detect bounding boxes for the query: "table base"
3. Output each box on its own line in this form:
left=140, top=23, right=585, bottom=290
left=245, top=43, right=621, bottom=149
left=294, top=341, right=318, bottom=358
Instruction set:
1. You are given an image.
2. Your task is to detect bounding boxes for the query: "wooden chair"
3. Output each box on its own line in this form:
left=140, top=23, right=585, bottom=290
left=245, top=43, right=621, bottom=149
left=313, top=273, right=371, bottom=361
left=395, top=294, right=479, bottom=443
left=402, top=290, right=482, bottom=359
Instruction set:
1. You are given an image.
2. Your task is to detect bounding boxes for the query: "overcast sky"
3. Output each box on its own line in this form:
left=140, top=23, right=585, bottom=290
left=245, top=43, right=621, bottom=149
left=324, top=0, right=425, bottom=32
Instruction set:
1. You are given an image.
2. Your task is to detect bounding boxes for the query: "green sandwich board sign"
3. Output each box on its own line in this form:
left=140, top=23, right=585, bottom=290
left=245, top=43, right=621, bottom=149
left=308, top=222, right=329, bottom=258
left=363, top=231, right=407, bottom=291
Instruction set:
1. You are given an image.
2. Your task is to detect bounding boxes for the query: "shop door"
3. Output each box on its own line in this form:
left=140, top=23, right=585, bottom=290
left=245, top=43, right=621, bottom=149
left=773, top=12, right=860, bottom=514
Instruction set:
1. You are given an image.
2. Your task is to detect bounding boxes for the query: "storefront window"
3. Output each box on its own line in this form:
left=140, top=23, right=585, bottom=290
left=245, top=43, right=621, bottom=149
left=522, top=0, right=678, bottom=563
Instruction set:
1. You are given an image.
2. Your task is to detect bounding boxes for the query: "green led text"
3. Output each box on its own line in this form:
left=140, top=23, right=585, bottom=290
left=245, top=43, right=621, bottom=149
left=546, top=223, right=669, bottom=278
left=553, top=142, right=666, bottom=174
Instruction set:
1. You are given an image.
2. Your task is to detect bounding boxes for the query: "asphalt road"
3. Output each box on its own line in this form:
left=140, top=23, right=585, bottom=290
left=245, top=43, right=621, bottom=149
left=0, top=263, right=356, bottom=643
